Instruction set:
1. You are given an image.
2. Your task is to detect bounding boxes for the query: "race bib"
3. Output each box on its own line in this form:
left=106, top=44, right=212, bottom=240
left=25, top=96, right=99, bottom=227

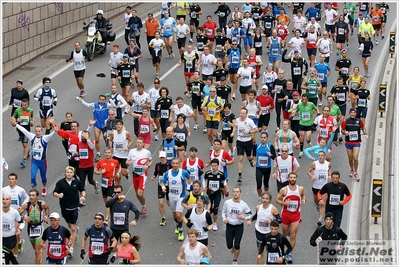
left=358, top=99, right=366, bottom=107
left=161, top=110, right=169, bottom=119
left=166, top=148, right=174, bottom=159
left=232, top=56, right=239, bottom=64
left=140, top=125, right=150, bottom=134
left=209, top=180, right=219, bottom=190
left=49, top=244, right=62, bottom=257
left=337, top=93, right=345, bottom=101
left=101, top=177, right=108, bottom=188
left=129, top=57, right=135, bottom=64
left=208, top=108, right=216, bottom=117
left=319, top=128, right=328, bottom=138
left=42, top=96, right=51, bottom=106
left=111, top=68, right=116, bottom=75
left=338, top=28, right=345, bottom=35
left=309, top=85, right=317, bottom=94
left=261, top=107, right=269, bottom=115
left=293, top=67, right=301, bottom=75
left=351, top=82, right=358, bottom=89
left=165, top=25, right=171, bottom=31
left=219, top=12, right=225, bottom=17
left=318, top=73, right=325, bottom=80
left=268, top=252, right=279, bottom=263
left=301, top=111, right=310, bottom=121
left=223, top=122, right=231, bottom=130
left=122, top=70, right=130, bottom=78
left=158, top=174, right=164, bottom=183
left=258, top=156, right=269, bottom=166
left=13, top=99, right=22, bottom=107
left=192, top=85, right=200, bottom=93
left=176, top=133, right=186, bottom=142
left=169, top=186, right=179, bottom=194
left=349, top=131, right=358, bottom=141
left=206, top=29, right=213, bottom=35
left=91, top=242, right=104, bottom=255
left=113, top=212, right=125, bottom=225
left=272, top=48, right=278, bottom=55
left=216, top=44, right=222, bottom=51
left=265, top=22, right=272, bottom=28
left=78, top=148, right=88, bottom=159
left=287, top=200, right=298, bottom=212
left=114, top=142, right=124, bottom=150
left=341, top=67, right=348, bottom=75
left=20, top=115, right=29, bottom=126
left=255, top=42, right=262, bottom=47
left=329, top=194, right=340, bottom=205
left=191, top=12, right=197, bottom=18
left=198, top=42, right=204, bottom=49
left=186, top=60, right=193, bottom=69
left=2, top=222, right=11, bottom=231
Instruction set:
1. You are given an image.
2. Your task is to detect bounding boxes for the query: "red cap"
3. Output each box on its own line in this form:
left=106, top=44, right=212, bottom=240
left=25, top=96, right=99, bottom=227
left=359, top=12, right=363, bottom=15
left=292, top=91, right=300, bottom=96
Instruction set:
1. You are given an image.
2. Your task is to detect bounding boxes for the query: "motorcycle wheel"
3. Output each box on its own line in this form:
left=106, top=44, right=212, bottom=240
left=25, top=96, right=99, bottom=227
left=87, top=42, right=95, bottom=61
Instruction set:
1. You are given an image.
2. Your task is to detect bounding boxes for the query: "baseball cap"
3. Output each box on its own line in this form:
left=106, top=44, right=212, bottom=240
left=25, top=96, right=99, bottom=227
left=197, top=195, right=205, bottom=202
left=49, top=212, right=60, bottom=220
left=123, top=54, right=129, bottom=58
left=16, top=80, right=23, bottom=85
left=349, top=108, right=357, bottom=113
left=359, top=12, right=363, bottom=15
left=325, top=212, right=334, bottom=220
left=262, top=85, right=268, bottom=90
left=113, top=44, right=119, bottom=48
left=189, top=147, right=198, bottom=152
left=292, top=90, right=300, bottom=96
left=220, top=76, right=226, bottom=81
left=267, top=63, right=273, bottom=67
left=159, top=151, right=167, bottom=158
left=294, top=49, right=300, bottom=53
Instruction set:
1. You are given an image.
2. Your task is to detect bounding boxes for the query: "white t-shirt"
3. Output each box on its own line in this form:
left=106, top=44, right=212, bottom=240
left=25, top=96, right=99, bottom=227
left=109, top=52, right=124, bottom=69
left=175, top=24, right=190, bottom=38
left=293, top=16, right=307, bottom=32
left=2, top=185, right=29, bottom=210
left=306, top=22, right=322, bottom=33
left=124, top=13, right=133, bottom=30
left=324, top=9, right=337, bottom=25
left=2, top=207, right=21, bottom=237
left=131, top=92, right=151, bottom=113
left=237, top=67, right=254, bottom=86
left=172, top=104, right=194, bottom=127
left=317, top=38, right=332, bottom=56
left=288, top=37, right=305, bottom=57
left=148, top=88, right=161, bottom=111
left=149, top=38, right=165, bottom=56
left=235, top=117, right=257, bottom=142
left=201, top=54, right=217, bottom=75
left=127, top=148, right=152, bottom=176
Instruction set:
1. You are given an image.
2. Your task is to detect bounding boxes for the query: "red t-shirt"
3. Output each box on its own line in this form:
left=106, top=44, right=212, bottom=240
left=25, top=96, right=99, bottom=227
left=256, top=94, right=275, bottom=110
left=96, top=158, right=121, bottom=186
left=341, top=119, right=365, bottom=144
left=202, top=21, right=218, bottom=38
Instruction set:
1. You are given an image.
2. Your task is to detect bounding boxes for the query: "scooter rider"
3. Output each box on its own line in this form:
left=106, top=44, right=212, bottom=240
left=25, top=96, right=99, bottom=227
left=95, top=10, right=110, bottom=49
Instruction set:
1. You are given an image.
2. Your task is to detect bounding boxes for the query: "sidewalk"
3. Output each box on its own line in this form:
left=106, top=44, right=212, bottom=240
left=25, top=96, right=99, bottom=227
left=2, top=2, right=160, bottom=110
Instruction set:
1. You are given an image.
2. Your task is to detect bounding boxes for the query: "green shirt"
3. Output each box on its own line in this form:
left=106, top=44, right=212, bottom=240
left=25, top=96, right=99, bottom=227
left=345, top=3, right=357, bottom=20
left=297, top=101, right=317, bottom=126
left=305, top=76, right=319, bottom=99
left=329, top=104, right=341, bottom=117
left=13, top=107, right=34, bottom=126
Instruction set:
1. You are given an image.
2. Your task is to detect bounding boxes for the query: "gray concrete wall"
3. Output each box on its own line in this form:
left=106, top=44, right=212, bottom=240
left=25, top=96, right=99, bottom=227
left=2, top=2, right=135, bottom=75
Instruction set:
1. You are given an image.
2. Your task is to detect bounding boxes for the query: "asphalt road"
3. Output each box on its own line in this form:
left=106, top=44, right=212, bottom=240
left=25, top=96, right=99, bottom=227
left=2, top=2, right=396, bottom=265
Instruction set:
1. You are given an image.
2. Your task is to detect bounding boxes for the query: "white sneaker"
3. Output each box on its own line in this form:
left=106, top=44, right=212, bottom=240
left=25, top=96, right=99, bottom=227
left=232, top=93, right=236, bottom=100
left=193, top=124, right=199, bottom=130
left=213, top=223, right=218, bottom=231
left=154, top=135, right=159, bottom=141
left=68, top=246, right=74, bottom=257
left=203, top=127, right=207, bottom=133
left=171, top=53, right=175, bottom=58
left=165, top=54, right=170, bottom=59
left=318, top=102, right=323, bottom=107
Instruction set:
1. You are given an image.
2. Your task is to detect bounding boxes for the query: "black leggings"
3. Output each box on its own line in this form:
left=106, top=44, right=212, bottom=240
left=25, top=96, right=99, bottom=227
left=226, top=223, right=244, bottom=250
left=275, top=101, right=284, bottom=128
left=160, top=118, right=171, bottom=134
left=292, top=76, right=302, bottom=94
left=255, top=167, right=271, bottom=189
left=76, top=166, right=95, bottom=187
left=290, top=119, right=300, bottom=140
left=124, top=29, right=130, bottom=46
left=147, top=36, right=155, bottom=55
left=209, top=190, right=222, bottom=215
left=219, top=17, right=227, bottom=33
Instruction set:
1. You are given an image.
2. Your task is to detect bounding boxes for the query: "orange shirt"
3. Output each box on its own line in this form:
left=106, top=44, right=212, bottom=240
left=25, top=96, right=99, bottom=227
left=145, top=17, right=159, bottom=37
left=276, top=14, right=290, bottom=26
left=96, top=158, right=121, bottom=186
left=369, top=9, right=383, bottom=25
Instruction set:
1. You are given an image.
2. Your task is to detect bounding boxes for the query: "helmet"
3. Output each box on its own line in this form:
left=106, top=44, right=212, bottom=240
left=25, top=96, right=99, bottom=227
left=199, top=257, right=211, bottom=265
left=96, top=9, right=104, bottom=15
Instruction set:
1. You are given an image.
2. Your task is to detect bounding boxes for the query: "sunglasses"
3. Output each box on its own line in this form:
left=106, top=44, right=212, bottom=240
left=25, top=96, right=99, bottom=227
left=114, top=191, right=122, bottom=194
left=281, top=150, right=288, bottom=152
left=94, top=217, right=103, bottom=220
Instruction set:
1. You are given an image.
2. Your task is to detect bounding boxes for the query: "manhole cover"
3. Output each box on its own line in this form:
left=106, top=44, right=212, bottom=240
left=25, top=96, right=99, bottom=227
left=46, top=55, right=68, bottom=59
left=20, top=66, right=36, bottom=70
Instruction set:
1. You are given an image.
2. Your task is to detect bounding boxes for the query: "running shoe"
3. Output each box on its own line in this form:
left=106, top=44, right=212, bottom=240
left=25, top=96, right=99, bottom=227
left=154, top=135, right=159, bottom=141
left=203, top=127, right=207, bottom=133
left=349, top=170, right=354, bottom=177
left=155, top=73, right=159, bottom=79
left=225, top=191, right=229, bottom=197
left=382, top=35, right=385, bottom=39
left=286, top=253, right=293, bottom=264
left=94, top=181, right=100, bottom=194
left=95, top=154, right=101, bottom=162
left=42, top=187, right=47, bottom=196
left=318, top=102, right=323, bottom=107
left=213, top=223, right=218, bottom=231
left=18, top=239, right=25, bottom=253
left=317, top=218, right=323, bottom=226
left=178, top=231, right=185, bottom=241
left=338, top=135, right=343, bottom=143
left=140, top=206, right=148, bottom=216
left=68, top=246, right=74, bottom=257
left=308, top=142, right=313, bottom=147
left=375, top=40, right=378, bottom=45
left=346, top=42, right=349, bottom=48
left=165, top=54, right=170, bottom=59
left=109, top=255, right=116, bottom=263
left=354, top=172, right=360, bottom=182
left=249, top=159, right=255, bottom=167
left=237, top=176, right=242, bottom=183
left=20, top=158, right=27, bottom=167
left=175, top=225, right=179, bottom=234
left=160, top=217, right=166, bottom=226
left=275, top=127, right=280, bottom=133
left=298, top=151, right=303, bottom=158
left=171, top=53, right=176, bottom=58
left=193, top=124, right=199, bottom=130
left=232, top=93, right=236, bottom=100
left=79, top=90, right=86, bottom=97
left=232, top=260, right=238, bottom=265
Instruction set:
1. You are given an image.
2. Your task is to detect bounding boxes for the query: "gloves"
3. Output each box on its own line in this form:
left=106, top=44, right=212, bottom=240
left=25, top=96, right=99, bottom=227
left=80, top=249, right=85, bottom=260
left=106, top=246, right=113, bottom=255
left=186, top=222, right=193, bottom=228
left=303, top=71, right=308, bottom=76
left=39, top=97, right=43, bottom=102
left=203, top=226, right=209, bottom=232
left=110, top=255, right=116, bottom=263
left=53, top=101, right=57, bottom=106
left=122, top=258, right=130, bottom=264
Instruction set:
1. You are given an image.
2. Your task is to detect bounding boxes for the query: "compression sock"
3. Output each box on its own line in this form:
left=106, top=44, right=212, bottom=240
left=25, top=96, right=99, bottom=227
left=300, top=142, right=304, bottom=151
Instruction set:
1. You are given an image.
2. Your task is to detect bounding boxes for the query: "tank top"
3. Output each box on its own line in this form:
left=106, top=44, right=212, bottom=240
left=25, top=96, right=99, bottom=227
left=189, top=209, right=209, bottom=240
left=167, top=169, right=185, bottom=197
left=175, top=123, right=187, bottom=143
left=210, top=150, right=226, bottom=174
left=256, top=142, right=272, bottom=168
left=313, top=160, right=329, bottom=190
left=73, top=50, right=85, bottom=71
left=113, top=130, right=128, bottom=159
left=139, top=116, right=151, bottom=136
left=26, top=201, right=44, bottom=239
left=278, top=130, right=293, bottom=154
left=282, top=185, right=301, bottom=214
left=247, top=55, right=260, bottom=76
left=269, top=37, right=281, bottom=57
left=163, top=138, right=177, bottom=161
left=184, top=242, right=202, bottom=265
left=253, top=34, right=263, bottom=49
left=305, top=76, right=319, bottom=98
left=246, top=100, right=258, bottom=120
left=349, top=74, right=362, bottom=90
left=255, top=204, right=275, bottom=234
left=275, top=156, right=295, bottom=183
left=117, top=243, right=134, bottom=262
left=185, top=158, right=200, bottom=180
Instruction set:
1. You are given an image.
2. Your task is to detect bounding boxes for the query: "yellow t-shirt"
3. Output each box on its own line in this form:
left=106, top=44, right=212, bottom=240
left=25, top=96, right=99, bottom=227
left=202, top=96, right=224, bottom=121
left=176, top=2, right=188, bottom=16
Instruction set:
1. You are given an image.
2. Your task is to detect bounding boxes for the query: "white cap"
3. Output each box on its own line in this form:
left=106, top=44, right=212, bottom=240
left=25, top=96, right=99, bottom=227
left=49, top=212, right=60, bottom=220
left=159, top=151, right=167, bottom=158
